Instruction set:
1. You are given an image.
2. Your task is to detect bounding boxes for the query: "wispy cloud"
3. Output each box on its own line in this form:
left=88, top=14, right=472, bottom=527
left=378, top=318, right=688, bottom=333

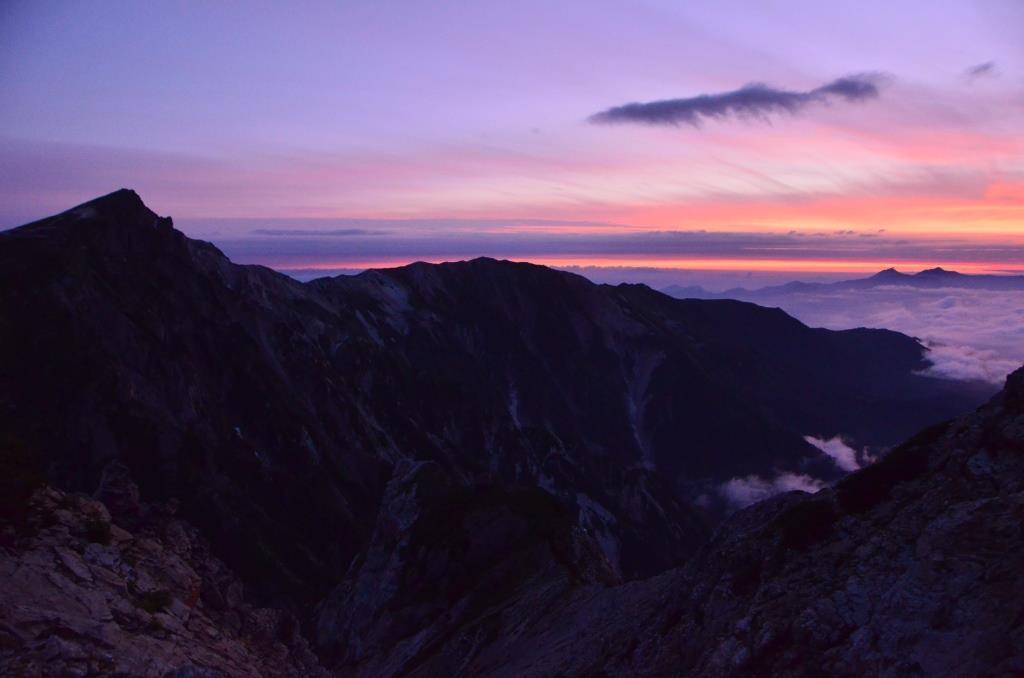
left=719, top=472, right=826, bottom=509
left=588, top=74, right=884, bottom=127
left=235, top=217, right=630, bottom=238
left=252, top=228, right=386, bottom=237
left=209, top=228, right=1024, bottom=275
left=720, top=433, right=876, bottom=509
left=804, top=435, right=873, bottom=471
left=965, top=61, right=997, bottom=81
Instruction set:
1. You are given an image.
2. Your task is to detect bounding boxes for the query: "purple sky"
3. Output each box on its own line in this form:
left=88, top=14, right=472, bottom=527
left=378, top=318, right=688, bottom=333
left=1, top=1, right=1022, bottom=285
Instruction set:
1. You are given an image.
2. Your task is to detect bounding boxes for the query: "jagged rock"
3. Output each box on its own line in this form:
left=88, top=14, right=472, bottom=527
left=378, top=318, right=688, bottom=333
left=94, top=460, right=142, bottom=524
left=0, top=484, right=327, bottom=677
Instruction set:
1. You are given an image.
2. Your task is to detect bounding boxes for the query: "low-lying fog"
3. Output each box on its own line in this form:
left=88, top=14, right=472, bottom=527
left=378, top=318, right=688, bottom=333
left=720, top=285, right=1024, bottom=385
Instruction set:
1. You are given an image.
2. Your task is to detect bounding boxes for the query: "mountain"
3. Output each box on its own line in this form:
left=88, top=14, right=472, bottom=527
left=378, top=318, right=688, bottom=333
left=0, top=190, right=999, bottom=673
left=395, top=365, right=1024, bottom=676
left=5, top=365, right=1021, bottom=677
left=662, top=267, right=1024, bottom=388
left=664, top=266, right=1024, bottom=301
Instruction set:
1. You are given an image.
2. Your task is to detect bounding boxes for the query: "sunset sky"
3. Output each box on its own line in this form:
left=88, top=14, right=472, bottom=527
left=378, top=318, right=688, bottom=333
left=2, top=1, right=1022, bottom=285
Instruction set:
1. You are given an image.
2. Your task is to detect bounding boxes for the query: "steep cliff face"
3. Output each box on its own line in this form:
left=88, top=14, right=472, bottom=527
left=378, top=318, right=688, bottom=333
left=313, top=460, right=619, bottom=676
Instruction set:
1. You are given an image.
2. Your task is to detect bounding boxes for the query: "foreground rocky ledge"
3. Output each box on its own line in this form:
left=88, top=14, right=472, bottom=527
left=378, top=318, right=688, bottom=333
left=0, top=476, right=326, bottom=677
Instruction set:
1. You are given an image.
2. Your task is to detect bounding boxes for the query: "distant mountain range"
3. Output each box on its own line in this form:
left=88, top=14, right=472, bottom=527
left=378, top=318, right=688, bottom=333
left=0, top=190, right=1010, bottom=675
left=664, top=266, right=1024, bottom=301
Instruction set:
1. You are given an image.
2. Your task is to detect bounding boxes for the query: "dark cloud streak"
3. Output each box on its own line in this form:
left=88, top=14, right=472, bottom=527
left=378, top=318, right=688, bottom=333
left=213, top=228, right=1024, bottom=268
left=251, top=228, right=385, bottom=237
left=588, top=74, right=883, bottom=127
left=965, top=61, right=997, bottom=80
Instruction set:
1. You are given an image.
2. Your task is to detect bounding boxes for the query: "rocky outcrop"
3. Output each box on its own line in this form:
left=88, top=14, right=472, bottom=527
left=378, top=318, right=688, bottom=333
left=638, top=366, right=1024, bottom=675
left=0, top=478, right=326, bottom=677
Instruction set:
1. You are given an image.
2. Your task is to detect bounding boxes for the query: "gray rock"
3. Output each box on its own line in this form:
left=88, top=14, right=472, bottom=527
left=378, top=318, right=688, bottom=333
left=0, top=485, right=328, bottom=677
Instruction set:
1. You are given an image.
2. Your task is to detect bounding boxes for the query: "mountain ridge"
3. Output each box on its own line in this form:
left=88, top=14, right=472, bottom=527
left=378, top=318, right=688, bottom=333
left=0, top=190, right=1002, bottom=673
left=665, top=265, right=1024, bottom=300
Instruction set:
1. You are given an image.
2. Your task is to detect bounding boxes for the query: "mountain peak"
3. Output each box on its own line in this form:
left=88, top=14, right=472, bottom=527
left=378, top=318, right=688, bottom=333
left=916, top=266, right=959, bottom=277
left=70, top=188, right=163, bottom=224
left=2, top=190, right=180, bottom=274
left=85, top=187, right=145, bottom=209
left=870, top=267, right=904, bottom=279
left=15, top=188, right=173, bottom=235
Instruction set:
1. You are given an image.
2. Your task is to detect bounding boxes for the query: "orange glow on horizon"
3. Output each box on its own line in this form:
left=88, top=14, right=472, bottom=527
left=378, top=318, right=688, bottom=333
left=252, top=255, right=1024, bottom=276
left=570, top=193, right=1024, bottom=237
left=326, top=177, right=1024, bottom=240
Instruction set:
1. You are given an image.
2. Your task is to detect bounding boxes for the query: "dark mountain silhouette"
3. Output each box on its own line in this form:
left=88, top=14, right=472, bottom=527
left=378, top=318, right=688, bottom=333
left=665, top=265, right=1024, bottom=301
left=0, top=190, right=1003, bottom=674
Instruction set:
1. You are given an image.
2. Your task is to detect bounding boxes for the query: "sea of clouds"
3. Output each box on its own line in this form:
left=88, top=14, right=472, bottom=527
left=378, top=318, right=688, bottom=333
left=716, top=284, right=1024, bottom=509
left=759, top=286, right=1024, bottom=384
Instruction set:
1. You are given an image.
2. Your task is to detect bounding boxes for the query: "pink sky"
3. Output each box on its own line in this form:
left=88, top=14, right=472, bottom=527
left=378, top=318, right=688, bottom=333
left=1, top=1, right=1022, bottom=278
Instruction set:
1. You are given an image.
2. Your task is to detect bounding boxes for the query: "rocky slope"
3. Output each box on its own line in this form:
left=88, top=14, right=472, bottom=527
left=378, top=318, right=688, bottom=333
left=313, top=460, right=619, bottom=675
left=407, top=366, right=1024, bottom=677
left=0, top=469, right=326, bottom=677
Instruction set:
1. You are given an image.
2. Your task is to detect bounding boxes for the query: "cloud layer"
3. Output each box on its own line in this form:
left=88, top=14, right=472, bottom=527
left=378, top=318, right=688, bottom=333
left=753, top=286, right=1024, bottom=384
left=804, top=435, right=872, bottom=472
left=719, top=472, right=826, bottom=509
left=719, top=432, right=873, bottom=509
left=589, top=74, right=882, bottom=127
